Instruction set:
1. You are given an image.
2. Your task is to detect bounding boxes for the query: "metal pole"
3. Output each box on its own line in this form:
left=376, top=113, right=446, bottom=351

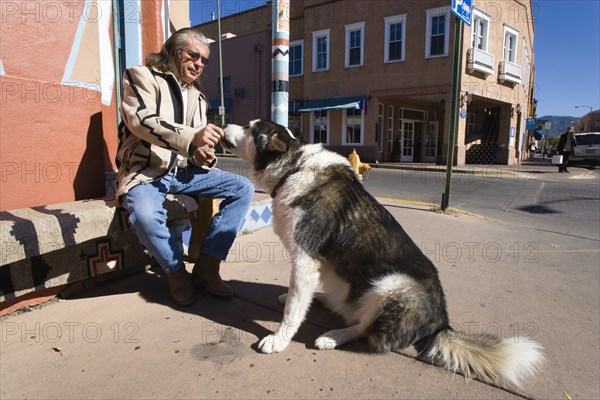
left=271, top=0, right=290, bottom=126
left=217, top=0, right=225, bottom=127
left=442, top=16, right=463, bottom=211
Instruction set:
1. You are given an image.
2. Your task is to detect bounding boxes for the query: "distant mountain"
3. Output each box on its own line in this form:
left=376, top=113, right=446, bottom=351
left=536, top=115, right=581, bottom=138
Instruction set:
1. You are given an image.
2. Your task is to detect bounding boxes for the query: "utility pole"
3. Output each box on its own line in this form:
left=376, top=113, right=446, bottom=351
left=216, top=0, right=225, bottom=128
left=271, top=0, right=290, bottom=126
left=441, top=16, right=464, bottom=211
left=442, top=0, right=472, bottom=211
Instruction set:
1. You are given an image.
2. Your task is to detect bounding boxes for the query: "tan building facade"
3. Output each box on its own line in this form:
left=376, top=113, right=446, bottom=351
left=196, top=0, right=535, bottom=165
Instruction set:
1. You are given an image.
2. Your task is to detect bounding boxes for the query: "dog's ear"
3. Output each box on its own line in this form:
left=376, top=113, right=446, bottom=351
left=268, top=133, right=288, bottom=152
left=256, top=131, right=288, bottom=152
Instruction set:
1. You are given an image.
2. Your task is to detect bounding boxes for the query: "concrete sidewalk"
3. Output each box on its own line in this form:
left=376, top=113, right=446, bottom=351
left=1, top=198, right=599, bottom=399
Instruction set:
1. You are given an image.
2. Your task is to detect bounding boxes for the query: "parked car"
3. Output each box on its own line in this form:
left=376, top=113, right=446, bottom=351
left=573, top=132, right=600, bottom=167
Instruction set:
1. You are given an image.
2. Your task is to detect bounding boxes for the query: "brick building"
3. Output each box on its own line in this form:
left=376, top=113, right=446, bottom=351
left=195, top=0, right=535, bottom=165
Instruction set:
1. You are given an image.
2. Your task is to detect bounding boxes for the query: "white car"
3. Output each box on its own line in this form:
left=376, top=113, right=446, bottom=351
left=573, top=132, right=600, bottom=167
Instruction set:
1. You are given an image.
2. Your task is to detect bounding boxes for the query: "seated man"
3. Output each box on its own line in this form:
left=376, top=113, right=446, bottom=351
left=116, top=27, right=254, bottom=305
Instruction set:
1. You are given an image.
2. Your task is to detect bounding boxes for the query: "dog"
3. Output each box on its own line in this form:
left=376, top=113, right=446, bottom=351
left=222, top=119, right=543, bottom=387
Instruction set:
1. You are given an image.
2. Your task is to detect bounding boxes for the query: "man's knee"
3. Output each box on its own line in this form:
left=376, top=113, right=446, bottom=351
left=129, top=205, right=168, bottom=228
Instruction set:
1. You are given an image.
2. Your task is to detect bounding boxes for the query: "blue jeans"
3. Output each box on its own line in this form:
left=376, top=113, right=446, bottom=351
left=121, top=166, right=254, bottom=272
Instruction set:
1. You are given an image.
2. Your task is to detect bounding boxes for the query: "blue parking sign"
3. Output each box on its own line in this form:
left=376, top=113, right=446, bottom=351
left=526, top=118, right=537, bottom=130
left=452, top=0, right=472, bottom=26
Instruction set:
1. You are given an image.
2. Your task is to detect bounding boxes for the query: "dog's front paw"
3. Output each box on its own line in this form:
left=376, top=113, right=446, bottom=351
left=315, top=334, right=338, bottom=350
left=258, top=333, right=290, bottom=353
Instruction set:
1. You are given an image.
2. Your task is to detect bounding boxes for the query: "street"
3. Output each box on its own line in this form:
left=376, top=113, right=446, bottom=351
left=219, top=156, right=600, bottom=242
left=364, top=164, right=600, bottom=240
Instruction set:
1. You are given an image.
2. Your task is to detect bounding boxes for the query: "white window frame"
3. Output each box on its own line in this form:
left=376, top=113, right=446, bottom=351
left=425, top=6, right=450, bottom=58
left=503, top=24, right=519, bottom=63
left=289, top=40, right=304, bottom=77
left=310, top=110, right=330, bottom=145
left=471, top=9, right=490, bottom=51
left=312, top=29, right=330, bottom=72
left=384, top=14, right=407, bottom=63
left=342, top=108, right=365, bottom=146
left=345, top=21, right=365, bottom=68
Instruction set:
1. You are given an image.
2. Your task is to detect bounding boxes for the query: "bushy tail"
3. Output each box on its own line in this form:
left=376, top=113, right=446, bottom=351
left=417, top=328, right=544, bottom=388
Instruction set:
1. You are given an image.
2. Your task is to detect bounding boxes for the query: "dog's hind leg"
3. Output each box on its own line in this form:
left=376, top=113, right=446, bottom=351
left=315, top=324, right=364, bottom=350
left=258, top=251, right=320, bottom=353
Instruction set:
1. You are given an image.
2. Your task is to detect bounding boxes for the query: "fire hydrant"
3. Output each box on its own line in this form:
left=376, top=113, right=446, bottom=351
left=348, top=148, right=371, bottom=181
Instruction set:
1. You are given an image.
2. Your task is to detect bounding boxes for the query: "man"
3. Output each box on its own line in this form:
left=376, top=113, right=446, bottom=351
left=556, top=126, right=578, bottom=173
left=116, top=28, right=254, bottom=305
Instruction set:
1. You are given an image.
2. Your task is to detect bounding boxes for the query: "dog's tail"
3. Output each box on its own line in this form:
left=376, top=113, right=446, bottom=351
left=415, top=327, right=544, bottom=387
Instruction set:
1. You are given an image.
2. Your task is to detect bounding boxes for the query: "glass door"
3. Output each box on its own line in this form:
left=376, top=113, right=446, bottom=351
left=423, top=121, right=438, bottom=162
left=400, top=119, right=414, bottom=162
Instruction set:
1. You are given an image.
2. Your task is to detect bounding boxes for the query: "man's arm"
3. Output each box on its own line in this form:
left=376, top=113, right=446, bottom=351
left=120, top=66, right=197, bottom=158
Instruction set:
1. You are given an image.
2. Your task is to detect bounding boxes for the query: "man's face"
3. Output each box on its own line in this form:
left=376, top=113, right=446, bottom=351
left=177, top=37, right=209, bottom=85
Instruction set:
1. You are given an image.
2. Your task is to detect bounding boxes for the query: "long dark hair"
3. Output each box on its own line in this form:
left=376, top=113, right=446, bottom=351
left=145, top=28, right=210, bottom=90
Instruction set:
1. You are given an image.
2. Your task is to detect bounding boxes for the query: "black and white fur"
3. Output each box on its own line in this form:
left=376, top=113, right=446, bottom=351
left=222, top=120, right=543, bottom=387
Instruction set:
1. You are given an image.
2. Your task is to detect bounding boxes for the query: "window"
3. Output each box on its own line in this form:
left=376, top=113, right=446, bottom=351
left=289, top=111, right=303, bottom=140
left=219, top=76, right=231, bottom=97
left=384, top=14, right=407, bottom=62
left=312, top=110, right=328, bottom=144
left=343, top=108, right=363, bottom=145
left=289, top=40, right=303, bottom=77
left=425, top=7, right=450, bottom=58
left=471, top=9, right=490, bottom=51
left=345, top=22, right=365, bottom=68
left=312, top=29, right=330, bottom=71
left=503, top=25, right=519, bottom=63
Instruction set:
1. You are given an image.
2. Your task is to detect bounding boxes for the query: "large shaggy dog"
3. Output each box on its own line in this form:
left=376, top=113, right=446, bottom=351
left=222, top=119, right=543, bottom=387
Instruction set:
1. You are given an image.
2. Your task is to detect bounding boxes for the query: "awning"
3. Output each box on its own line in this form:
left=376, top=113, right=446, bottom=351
left=297, top=96, right=366, bottom=113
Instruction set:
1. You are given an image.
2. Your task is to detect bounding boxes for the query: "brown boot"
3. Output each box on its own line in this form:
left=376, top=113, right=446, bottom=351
left=165, top=266, right=195, bottom=306
left=192, top=253, right=233, bottom=298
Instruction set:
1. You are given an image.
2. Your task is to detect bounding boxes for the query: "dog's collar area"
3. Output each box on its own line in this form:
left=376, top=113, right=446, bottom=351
left=270, top=164, right=303, bottom=198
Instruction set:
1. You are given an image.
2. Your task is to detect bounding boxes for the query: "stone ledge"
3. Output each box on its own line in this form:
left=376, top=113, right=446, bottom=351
left=0, top=195, right=198, bottom=303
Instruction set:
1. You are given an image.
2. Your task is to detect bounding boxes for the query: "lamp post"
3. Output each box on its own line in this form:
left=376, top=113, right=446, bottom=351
left=575, top=105, right=592, bottom=132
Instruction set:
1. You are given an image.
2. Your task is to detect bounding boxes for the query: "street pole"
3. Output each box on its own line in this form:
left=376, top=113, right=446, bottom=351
left=442, top=16, right=463, bottom=211
left=271, top=0, right=290, bottom=126
left=217, top=0, right=225, bottom=127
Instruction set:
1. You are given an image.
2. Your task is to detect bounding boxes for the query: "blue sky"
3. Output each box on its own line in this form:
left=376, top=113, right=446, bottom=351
left=189, top=0, right=600, bottom=118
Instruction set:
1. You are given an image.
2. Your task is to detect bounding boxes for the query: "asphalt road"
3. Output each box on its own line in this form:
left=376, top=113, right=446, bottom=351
left=218, top=156, right=600, bottom=241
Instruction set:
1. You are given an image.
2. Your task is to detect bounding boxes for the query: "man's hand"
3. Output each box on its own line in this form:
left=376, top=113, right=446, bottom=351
left=191, top=145, right=216, bottom=167
left=191, top=123, right=224, bottom=148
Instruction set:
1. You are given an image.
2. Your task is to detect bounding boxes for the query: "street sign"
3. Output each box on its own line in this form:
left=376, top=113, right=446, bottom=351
left=535, top=119, right=546, bottom=131
left=526, top=118, right=536, bottom=130
left=451, top=0, right=472, bottom=26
